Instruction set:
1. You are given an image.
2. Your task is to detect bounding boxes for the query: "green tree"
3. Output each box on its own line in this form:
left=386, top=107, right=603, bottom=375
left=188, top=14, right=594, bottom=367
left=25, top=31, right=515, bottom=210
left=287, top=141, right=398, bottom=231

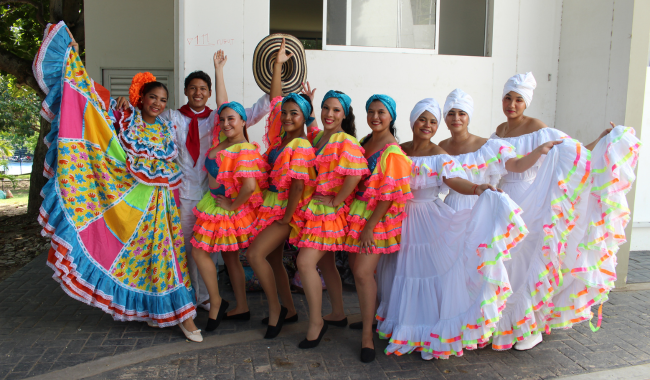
left=0, top=74, right=40, bottom=152
left=0, top=0, right=83, bottom=216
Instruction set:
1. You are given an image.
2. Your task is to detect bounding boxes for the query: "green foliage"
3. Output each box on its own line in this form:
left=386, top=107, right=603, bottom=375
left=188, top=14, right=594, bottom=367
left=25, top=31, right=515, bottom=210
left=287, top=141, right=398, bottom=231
left=0, top=1, right=49, bottom=63
left=0, top=75, right=40, bottom=153
left=0, top=173, right=18, bottom=189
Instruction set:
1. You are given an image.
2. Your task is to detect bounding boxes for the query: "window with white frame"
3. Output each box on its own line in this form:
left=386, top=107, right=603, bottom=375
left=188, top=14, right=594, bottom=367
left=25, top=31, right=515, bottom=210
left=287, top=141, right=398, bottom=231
left=325, top=0, right=439, bottom=52
left=270, top=0, right=491, bottom=56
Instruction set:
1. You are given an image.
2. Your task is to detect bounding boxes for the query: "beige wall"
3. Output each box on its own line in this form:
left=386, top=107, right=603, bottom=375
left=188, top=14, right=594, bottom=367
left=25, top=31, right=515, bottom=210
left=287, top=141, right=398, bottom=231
left=556, top=0, right=650, bottom=284
left=84, top=0, right=175, bottom=84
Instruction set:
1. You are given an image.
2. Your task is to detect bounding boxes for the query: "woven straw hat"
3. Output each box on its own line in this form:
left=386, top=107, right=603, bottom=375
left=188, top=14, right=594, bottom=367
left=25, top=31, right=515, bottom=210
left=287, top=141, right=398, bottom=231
left=252, top=34, right=307, bottom=95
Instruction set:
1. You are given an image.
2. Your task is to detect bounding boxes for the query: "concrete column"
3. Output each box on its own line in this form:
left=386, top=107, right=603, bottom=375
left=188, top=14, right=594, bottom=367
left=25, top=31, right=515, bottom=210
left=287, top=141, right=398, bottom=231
left=616, top=0, right=650, bottom=287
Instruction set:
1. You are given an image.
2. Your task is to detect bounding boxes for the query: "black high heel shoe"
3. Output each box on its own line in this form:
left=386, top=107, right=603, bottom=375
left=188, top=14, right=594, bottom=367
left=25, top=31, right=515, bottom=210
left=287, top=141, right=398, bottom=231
left=261, top=313, right=298, bottom=325
left=205, top=300, right=229, bottom=332
left=349, top=321, right=377, bottom=330
left=324, top=317, right=348, bottom=327
left=360, top=346, right=375, bottom=363
left=264, top=306, right=288, bottom=339
left=222, top=311, right=250, bottom=321
left=298, top=323, right=328, bottom=349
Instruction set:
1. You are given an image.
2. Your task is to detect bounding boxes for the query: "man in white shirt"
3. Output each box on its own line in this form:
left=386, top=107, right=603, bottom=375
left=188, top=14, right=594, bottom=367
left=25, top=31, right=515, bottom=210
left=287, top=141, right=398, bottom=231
left=117, top=58, right=270, bottom=310
left=163, top=71, right=269, bottom=311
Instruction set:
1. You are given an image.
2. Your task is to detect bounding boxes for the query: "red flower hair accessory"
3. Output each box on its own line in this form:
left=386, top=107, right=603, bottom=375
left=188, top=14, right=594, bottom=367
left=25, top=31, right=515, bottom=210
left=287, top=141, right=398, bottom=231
left=129, top=72, right=157, bottom=107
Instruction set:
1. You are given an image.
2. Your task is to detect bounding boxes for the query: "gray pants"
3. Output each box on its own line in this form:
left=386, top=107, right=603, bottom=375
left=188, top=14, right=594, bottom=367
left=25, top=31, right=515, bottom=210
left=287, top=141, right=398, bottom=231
left=179, top=197, right=220, bottom=305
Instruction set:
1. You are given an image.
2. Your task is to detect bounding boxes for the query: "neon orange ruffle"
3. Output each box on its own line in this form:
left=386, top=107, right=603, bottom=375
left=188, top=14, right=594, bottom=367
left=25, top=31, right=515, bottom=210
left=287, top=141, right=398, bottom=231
left=344, top=145, right=413, bottom=254
left=192, top=142, right=269, bottom=252
left=256, top=137, right=317, bottom=242
left=296, top=131, right=369, bottom=251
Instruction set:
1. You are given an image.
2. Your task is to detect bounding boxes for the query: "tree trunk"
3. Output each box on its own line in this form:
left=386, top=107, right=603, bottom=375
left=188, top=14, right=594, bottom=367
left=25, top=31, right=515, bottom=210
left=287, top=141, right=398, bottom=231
left=27, top=116, right=51, bottom=217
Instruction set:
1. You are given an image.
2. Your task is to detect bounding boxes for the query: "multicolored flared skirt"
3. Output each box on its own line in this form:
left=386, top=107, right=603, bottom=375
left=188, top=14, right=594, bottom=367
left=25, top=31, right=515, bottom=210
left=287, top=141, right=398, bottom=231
left=191, top=192, right=258, bottom=252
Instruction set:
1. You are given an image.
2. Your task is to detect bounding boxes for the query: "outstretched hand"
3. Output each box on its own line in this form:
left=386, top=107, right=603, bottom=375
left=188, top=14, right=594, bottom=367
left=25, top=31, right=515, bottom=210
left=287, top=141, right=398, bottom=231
left=301, top=81, right=317, bottom=102
left=213, top=50, right=227, bottom=70
left=598, top=123, right=615, bottom=139
left=534, top=140, right=563, bottom=155
left=475, top=184, right=501, bottom=196
left=275, top=38, right=294, bottom=66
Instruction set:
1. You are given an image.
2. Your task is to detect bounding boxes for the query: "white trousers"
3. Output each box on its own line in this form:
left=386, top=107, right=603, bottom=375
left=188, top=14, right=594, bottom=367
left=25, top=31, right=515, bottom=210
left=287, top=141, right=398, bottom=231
left=179, top=197, right=220, bottom=304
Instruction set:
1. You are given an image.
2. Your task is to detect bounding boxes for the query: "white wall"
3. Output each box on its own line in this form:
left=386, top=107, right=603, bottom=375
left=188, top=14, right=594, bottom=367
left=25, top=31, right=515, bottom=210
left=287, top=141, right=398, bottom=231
left=85, top=0, right=174, bottom=82
left=179, top=0, right=561, bottom=147
left=181, top=0, right=270, bottom=131
left=555, top=0, right=634, bottom=142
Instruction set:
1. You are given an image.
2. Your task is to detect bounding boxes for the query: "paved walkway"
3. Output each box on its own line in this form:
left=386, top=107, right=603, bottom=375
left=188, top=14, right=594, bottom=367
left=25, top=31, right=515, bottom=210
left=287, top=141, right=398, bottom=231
left=1, top=252, right=649, bottom=379
left=628, top=251, right=650, bottom=284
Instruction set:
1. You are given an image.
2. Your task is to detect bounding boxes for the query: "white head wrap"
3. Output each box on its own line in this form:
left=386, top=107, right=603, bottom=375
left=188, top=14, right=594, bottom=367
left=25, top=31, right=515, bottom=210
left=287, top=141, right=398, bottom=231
left=502, top=72, right=537, bottom=108
left=443, top=89, right=474, bottom=122
left=409, top=98, right=441, bottom=130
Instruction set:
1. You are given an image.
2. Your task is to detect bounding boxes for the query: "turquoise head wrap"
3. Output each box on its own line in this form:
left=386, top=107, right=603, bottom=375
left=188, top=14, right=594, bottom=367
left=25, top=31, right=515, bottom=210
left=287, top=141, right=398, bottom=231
left=283, top=93, right=315, bottom=125
left=217, top=101, right=247, bottom=121
left=366, top=94, right=396, bottom=127
left=321, top=90, right=352, bottom=117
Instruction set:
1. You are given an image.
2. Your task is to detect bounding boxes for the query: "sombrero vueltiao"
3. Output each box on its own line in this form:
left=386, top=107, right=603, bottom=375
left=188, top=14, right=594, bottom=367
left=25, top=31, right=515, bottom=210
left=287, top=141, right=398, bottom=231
left=253, top=34, right=307, bottom=95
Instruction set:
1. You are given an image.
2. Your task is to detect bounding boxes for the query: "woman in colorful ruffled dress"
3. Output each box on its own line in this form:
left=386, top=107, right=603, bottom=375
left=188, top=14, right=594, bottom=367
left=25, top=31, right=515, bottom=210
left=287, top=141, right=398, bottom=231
left=295, top=90, right=370, bottom=349
left=34, top=23, right=201, bottom=341
left=485, top=72, right=641, bottom=351
left=376, top=98, right=529, bottom=360
left=340, top=95, right=412, bottom=363
left=190, top=101, right=269, bottom=332
left=245, top=41, right=317, bottom=339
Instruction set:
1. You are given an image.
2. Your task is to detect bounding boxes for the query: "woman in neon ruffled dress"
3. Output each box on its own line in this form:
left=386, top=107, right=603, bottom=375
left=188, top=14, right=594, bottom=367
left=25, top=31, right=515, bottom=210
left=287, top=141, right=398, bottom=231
left=190, top=101, right=269, bottom=332
left=246, top=40, right=317, bottom=339
left=295, top=89, right=370, bottom=349
left=484, top=73, right=641, bottom=351
left=376, top=98, right=530, bottom=360
left=34, top=23, right=201, bottom=341
left=341, top=95, right=412, bottom=363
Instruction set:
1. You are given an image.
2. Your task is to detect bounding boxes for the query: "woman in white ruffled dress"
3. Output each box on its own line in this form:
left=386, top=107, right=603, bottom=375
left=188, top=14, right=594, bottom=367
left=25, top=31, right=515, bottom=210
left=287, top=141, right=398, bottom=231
left=483, top=72, right=641, bottom=351
left=376, top=98, right=529, bottom=360
left=438, top=89, right=562, bottom=212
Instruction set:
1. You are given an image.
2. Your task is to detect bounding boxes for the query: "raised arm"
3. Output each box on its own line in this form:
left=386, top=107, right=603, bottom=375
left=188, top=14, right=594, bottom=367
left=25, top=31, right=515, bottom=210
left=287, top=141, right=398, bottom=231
left=213, top=50, right=229, bottom=108
left=270, top=38, right=293, bottom=100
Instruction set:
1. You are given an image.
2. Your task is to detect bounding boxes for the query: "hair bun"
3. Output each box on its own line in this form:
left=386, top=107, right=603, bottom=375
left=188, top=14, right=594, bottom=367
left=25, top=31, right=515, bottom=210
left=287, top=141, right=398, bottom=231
left=129, top=72, right=157, bottom=106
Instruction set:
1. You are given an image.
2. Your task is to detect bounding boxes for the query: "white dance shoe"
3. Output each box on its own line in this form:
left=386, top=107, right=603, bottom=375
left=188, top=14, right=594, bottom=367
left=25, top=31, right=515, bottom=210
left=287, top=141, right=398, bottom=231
left=179, top=322, right=203, bottom=343
left=514, top=333, right=542, bottom=351
left=146, top=320, right=159, bottom=328
left=198, top=302, right=211, bottom=311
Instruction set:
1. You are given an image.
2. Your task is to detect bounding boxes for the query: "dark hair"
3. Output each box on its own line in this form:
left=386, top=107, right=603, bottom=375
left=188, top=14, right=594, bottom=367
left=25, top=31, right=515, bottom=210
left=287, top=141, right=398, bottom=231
left=139, top=82, right=169, bottom=110
left=184, top=71, right=212, bottom=91
left=389, top=124, right=397, bottom=138
left=334, top=91, right=356, bottom=137
left=283, top=94, right=314, bottom=125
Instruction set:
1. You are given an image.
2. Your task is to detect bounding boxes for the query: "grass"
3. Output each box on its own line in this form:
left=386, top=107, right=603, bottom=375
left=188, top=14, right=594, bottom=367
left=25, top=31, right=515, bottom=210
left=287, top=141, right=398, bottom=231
left=0, top=188, right=29, bottom=206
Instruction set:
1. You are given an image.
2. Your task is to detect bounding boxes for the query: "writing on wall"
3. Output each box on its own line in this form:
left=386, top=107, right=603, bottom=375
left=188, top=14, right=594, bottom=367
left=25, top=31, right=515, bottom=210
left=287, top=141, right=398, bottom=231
left=187, top=34, right=235, bottom=47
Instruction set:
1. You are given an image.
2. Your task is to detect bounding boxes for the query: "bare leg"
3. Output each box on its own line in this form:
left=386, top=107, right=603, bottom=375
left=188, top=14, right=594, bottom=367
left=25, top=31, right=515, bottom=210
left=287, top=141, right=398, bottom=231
left=191, top=246, right=223, bottom=320
left=297, top=247, right=328, bottom=340
left=181, top=318, right=198, bottom=332
left=352, top=252, right=382, bottom=349
left=221, top=251, right=249, bottom=315
left=267, top=243, right=297, bottom=317
left=318, top=251, right=346, bottom=321
left=246, top=222, right=294, bottom=326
